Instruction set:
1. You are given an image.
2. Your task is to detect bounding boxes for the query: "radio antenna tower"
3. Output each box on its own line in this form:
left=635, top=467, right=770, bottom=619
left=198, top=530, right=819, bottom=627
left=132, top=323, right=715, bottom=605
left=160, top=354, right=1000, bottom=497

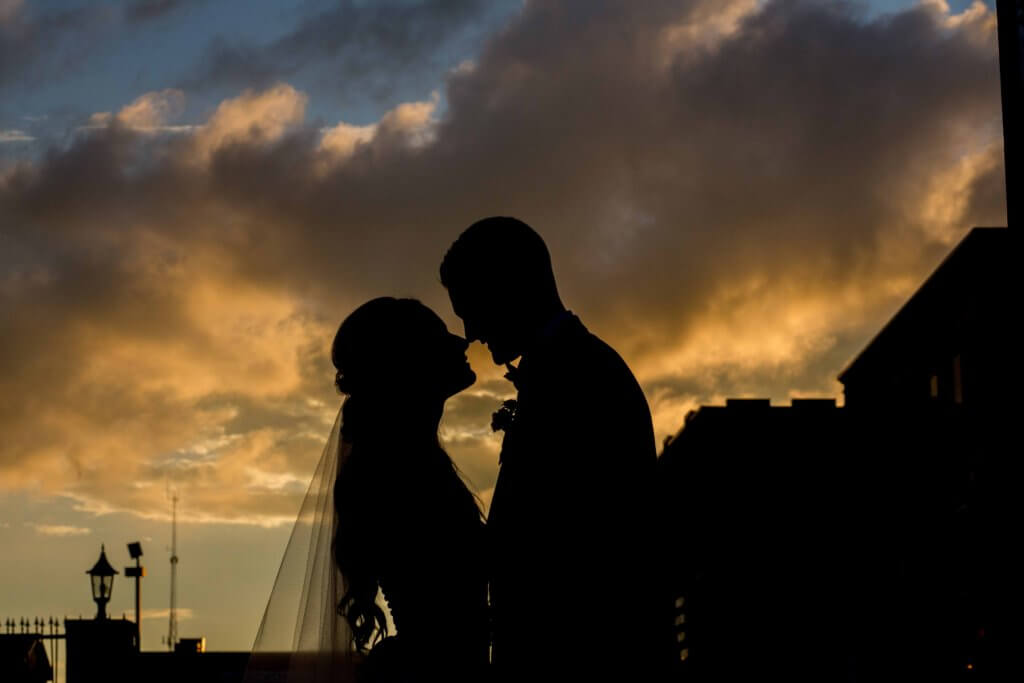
left=167, top=489, right=179, bottom=651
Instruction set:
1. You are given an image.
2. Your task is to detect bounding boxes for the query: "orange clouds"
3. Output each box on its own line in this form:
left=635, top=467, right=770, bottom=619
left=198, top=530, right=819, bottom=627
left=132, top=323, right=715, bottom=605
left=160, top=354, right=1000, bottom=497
left=121, top=89, right=187, bottom=130
left=28, top=523, right=92, bottom=536
left=191, top=83, right=308, bottom=164
left=317, top=92, right=440, bottom=171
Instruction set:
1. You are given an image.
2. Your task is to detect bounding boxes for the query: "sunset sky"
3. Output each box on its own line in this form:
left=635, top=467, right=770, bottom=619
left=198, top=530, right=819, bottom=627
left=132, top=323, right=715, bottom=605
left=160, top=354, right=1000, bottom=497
left=0, top=0, right=1007, bottom=658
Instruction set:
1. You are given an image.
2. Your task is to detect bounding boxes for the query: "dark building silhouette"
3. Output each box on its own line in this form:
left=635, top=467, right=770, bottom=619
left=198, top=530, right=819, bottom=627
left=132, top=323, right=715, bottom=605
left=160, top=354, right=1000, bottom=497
left=134, top=649, right=253, bottom=683
left=0, top=633, right=53, bottom=683
left=64, top=618, right=136, bottom=683
left=63, top=619, right=269, bottom=683
left=839, top=228, right=1017, bottom=410
left=996, top=0, right=1023, bottom=226
left=838, top=226, right=1019, bottom=681
left=659, top=228, right=1018, bottom=682
left=60, top=618, right=277, bottom=683
left=659, top=399, right=984, bottom=682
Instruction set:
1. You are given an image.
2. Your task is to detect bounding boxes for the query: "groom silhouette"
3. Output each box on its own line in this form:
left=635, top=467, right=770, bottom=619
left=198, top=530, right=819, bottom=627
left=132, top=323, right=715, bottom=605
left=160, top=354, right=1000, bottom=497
left=441, top=217, right=675, bottom=681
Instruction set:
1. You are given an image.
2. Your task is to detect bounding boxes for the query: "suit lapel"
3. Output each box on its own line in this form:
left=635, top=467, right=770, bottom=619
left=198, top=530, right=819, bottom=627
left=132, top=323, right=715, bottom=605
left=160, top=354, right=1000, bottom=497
left=488, top=313, right=584, bottom=527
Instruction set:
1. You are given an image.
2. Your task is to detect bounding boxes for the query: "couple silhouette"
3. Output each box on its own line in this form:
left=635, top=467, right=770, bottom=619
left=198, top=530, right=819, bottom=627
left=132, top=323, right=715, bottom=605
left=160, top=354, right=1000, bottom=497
left=252, top=217, right=676, bottom=683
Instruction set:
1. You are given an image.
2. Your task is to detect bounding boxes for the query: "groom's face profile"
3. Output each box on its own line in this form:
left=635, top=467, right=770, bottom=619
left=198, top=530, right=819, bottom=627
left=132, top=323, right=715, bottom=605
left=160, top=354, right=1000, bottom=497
left=442, top=217, right=557, bottom=366
left=447, top=285, right=521, bottom=366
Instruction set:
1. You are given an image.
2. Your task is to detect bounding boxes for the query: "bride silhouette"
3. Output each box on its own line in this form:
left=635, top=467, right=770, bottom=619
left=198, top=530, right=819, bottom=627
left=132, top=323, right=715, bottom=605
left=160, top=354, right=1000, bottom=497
left=245, top=297, right=489, bottom=683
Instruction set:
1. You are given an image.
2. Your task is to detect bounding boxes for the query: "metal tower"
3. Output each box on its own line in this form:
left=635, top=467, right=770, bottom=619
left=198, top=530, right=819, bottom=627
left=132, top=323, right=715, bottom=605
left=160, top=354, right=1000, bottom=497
left=168, top=491, right=179, bottom=651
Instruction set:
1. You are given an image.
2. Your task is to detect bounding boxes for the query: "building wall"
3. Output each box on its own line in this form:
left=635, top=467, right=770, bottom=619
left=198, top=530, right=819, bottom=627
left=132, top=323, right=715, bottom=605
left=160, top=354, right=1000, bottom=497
left=658, top=401, right=993, bottom=682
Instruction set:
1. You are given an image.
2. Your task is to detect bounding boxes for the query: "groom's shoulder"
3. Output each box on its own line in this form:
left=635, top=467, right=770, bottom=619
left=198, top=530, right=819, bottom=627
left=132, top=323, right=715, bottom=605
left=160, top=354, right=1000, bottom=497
left=556, top=317, right=640, bottom=387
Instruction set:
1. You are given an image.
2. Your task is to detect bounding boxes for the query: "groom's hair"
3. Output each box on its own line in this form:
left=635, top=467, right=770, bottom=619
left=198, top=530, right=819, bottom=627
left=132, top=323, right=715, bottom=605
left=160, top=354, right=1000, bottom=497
left=440, top=216, right=557, bottom=296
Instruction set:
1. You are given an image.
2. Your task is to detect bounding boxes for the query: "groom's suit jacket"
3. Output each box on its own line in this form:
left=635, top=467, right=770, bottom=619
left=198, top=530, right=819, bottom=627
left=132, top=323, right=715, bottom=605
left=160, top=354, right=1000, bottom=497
left=488, top=311, right=675, bottom=681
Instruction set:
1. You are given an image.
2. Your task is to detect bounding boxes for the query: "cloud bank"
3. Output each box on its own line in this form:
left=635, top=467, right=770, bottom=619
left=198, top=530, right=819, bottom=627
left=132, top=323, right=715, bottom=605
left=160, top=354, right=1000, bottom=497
left=0, top=0, right=1006, bottom=525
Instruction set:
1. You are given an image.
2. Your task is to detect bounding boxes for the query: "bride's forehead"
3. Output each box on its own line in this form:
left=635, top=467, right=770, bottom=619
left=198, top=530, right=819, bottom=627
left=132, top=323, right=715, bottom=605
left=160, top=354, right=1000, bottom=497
left=406, top=305, right=447, bottom=332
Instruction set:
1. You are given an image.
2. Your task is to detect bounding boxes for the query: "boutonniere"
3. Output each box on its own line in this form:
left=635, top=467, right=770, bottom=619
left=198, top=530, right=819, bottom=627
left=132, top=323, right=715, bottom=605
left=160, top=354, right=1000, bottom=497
left=502, top=362, right=522, bottom=391
left=491, top=399, right=519, bottom=434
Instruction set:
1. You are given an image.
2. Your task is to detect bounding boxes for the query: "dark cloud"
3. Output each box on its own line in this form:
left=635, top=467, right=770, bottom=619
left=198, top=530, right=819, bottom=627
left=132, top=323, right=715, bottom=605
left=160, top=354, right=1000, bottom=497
left=0, top=0, right=203, bottom=91
left=125, top=0, right=204, bottom=24
left=0, top=0, right=1006, bottom=523
left=180, top=0, right=501, bottom=100
left=0, top=3, right=116, bottom=89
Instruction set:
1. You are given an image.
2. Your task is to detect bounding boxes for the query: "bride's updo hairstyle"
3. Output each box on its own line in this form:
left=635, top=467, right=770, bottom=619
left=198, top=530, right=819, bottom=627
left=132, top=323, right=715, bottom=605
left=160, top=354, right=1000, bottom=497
left=331, top=296, right=424, bottom=404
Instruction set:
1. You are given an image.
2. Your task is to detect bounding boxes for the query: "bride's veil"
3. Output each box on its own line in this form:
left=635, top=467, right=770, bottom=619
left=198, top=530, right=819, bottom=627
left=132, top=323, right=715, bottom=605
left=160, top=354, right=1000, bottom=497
left=243, top=401, right=383, bottom=682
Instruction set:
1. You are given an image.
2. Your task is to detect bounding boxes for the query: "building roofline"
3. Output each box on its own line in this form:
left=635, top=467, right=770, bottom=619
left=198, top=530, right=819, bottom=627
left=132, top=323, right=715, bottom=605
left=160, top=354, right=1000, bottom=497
left=837, top=227, right=1009, bottom=384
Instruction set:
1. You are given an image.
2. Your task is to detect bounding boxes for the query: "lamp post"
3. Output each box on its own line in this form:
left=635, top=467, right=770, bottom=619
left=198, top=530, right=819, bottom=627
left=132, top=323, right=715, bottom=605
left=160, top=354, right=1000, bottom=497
left=86, top=545, right=118, bottom=620
left=125, top=541, right=145, bottom=651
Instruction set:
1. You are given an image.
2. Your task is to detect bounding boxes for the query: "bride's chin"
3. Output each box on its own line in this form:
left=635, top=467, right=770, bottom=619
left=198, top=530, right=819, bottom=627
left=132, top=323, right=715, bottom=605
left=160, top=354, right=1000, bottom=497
left=447, top=368, right=476, bottom=396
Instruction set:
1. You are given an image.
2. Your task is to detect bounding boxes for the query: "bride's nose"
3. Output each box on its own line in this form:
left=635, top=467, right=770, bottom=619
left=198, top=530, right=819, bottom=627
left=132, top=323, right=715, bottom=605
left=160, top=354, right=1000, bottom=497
left=451, top=334, right=469, bottom=353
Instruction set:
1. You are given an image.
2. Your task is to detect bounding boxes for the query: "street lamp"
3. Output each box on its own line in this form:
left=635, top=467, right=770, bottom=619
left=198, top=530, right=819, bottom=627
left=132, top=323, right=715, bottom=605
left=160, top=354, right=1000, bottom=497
left=86, top=544, right=119, bottom=620
left=125, top=541, right=145, bottom=651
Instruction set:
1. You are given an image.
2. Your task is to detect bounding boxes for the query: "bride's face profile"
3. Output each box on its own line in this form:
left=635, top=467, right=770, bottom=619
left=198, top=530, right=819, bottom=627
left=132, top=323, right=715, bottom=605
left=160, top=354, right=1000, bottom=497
left=332, top=297, right=476, bottom=402
left=411, top=305, right=477, bottom=399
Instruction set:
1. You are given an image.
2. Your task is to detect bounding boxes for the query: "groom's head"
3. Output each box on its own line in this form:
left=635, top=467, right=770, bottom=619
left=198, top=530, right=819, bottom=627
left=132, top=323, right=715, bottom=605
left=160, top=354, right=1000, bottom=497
left=441, top=216, right=563, bottom=365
